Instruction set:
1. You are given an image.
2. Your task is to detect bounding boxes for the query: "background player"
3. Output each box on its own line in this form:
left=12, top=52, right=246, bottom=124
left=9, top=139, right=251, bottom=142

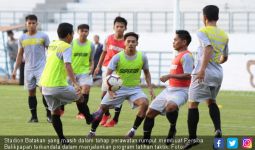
left=183, top=5, right=229, bottom=149
left=71, top=24, right=95, bottom=124
left=94, top=16, right=127, bottom=127
left=12, top=14, right=51, bottom=123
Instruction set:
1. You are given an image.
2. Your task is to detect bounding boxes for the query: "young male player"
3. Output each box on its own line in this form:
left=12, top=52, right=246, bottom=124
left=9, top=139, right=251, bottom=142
left=183, top=5, right=229, bottom=149
left=94, top=16, right=127, bottom=127
left=140, top=30, right=194, bottom=144
left=12, top=14, right=51, bottom=123
left=88, top=32, right=155, bottom=138
left=40, top=23, right=87, bottom=143
left=71, top=24, right=95, bottom=123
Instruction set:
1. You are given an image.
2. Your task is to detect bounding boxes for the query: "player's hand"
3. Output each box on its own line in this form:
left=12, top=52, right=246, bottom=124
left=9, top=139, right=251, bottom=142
left=148, top=87, right=155, bottom=100
left=195, top=70, right=205, bottom=83
left=11, top=71, right=16, bottom=80
left=74, top=83, right=82, bottom=98
left=93, top=67, right=100, bottom=77
left=108, top=90, right=116, bottom=99
left=160, top=75, right=169, bottom=83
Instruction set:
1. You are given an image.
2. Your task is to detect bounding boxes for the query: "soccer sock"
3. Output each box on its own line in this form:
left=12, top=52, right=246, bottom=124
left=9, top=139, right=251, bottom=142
left=76, top=102, right=83, bottom=114
left=91, top=109, right=104, bottom=132
left=166, top=110, right=178, bottom=138
left=60, top=105, right=65, bottom=112
left=42, top=96, right=51, bottom=118
left=209, top=103, right=221, bottom=131
left=132, top=115, right=144, bottom=130
left=52, top=114, right=65, bottom=139
left=143, top=117, right=154, bottom=139
left=28, top=96, right=37, bottom=119
left=188, top=108, right=199, bottom=139
left=82, top=94, right=93, bottom=123
left=113, top=105, right=122, bottom=122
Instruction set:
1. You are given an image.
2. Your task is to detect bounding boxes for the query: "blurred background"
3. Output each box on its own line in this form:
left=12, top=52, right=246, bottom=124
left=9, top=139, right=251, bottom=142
left=0, top=0, right=255, bottom=91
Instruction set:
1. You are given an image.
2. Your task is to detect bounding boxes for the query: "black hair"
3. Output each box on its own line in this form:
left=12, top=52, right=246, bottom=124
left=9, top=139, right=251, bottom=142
left=57, top=23, right=73, bottom=39
left=7, top=30, right=13, bottom=36
left=114, top=16, right=128, bottom=27
left=25, top=14, right=38, bottom=21
left=203, top=5, right=219, bottom=21
left=77, top=24, right=89, bottom=30
left=124, top=32, right=139, bottom=41
left=176, top=30, right=192, bottom=46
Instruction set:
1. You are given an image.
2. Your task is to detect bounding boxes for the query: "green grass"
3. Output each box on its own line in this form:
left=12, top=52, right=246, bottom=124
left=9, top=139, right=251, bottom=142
left=0, top=85, right=254, bottom=137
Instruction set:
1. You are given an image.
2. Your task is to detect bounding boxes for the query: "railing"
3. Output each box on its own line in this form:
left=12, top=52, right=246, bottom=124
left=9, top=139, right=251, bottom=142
left=0, top=11, right=255, bottom=33
left=1, top=48, right=255, bottom=90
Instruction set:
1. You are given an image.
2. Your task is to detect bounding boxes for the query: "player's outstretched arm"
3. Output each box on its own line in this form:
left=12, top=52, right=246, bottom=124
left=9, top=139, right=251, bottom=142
left=12, top=48, right=24, bottom=80
left=143, top=69, right=155, bottom=100
left=160, top=73, right=191, bottom=83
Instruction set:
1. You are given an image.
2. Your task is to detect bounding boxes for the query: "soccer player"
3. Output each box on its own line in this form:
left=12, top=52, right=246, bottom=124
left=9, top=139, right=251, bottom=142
left=247, top=60, right=255, bottom=88
left=87, top=32, right=155, bottom=138
left=12, top=14, right=51, bottom=123
left=39, top=22, right=85, bottom=143
left=71, top=24, right=94, bottom=123
left=140, top=30, right=194, bottom=144
left=93, top=16, right=127, bottom=127
left=183, top=5, right=229, bottom=149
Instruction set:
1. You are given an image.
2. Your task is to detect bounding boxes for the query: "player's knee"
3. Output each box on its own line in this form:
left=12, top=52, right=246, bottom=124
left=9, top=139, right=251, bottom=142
left=52, top=108, right=62, bottom=116
left=146, top=108, right=158, bottom=118
left=166, top=104, right=178, bottom=112
left=207, top=99, right=216, bottom=106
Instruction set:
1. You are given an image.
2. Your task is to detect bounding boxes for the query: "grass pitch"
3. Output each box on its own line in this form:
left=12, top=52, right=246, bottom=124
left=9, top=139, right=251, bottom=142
left=0, top=85, right=254, bottom=137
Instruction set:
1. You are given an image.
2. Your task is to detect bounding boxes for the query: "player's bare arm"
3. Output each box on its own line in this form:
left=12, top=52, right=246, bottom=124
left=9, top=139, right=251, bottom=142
left=195, top=45, right=213, bottom=83
left=143, top=69, right=155, bottom=100
left=160, top=73, right=191, bottom=83
left=65, top=63, right=81, bottom=96
left=12, top=47, right=24, bottom=80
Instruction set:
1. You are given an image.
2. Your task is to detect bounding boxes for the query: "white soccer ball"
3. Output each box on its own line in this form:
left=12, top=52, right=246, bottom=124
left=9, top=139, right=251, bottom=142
left=106, top=74, right=123, bottom=91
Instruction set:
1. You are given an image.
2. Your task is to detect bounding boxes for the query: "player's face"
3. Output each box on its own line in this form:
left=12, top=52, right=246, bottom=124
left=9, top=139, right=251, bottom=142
left=125, top=36, right=138, bottom=52
left=94, top=36, right=99, bottom=43
left=113, top=22, right=126, bottom=36
left=26, top=19, right=37, bottom=32
left=173, top=34, right=185, bottom=51
left=78, top=28, right=89, bottom=40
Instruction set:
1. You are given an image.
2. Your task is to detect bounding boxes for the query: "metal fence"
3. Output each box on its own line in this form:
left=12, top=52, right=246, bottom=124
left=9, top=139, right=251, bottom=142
left=0, top=11, right=255, bottom=33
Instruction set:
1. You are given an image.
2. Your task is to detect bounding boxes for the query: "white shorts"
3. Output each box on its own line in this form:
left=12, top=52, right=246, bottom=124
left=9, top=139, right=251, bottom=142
left=42, top=86, right=78, bottom=111
left=76, top=74, right=93, bottom=86
left=101, top=66, right=108, bottom=91
left=68, top=73, right=93, bottom=86
left=25, top=68, right=43, bottom=90
left=101, top=86, right=148, bottom=109
left=188, top=78, right=221, bottom=102
left=149, top=86, right=188, bottom=114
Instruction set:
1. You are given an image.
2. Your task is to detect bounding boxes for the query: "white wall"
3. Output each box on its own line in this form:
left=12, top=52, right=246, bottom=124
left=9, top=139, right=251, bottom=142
left=12, top=31, right=254, bottom=91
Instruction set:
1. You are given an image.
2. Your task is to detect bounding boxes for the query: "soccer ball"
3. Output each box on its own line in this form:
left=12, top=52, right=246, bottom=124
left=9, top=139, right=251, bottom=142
left=106, top=74, right=123, bottom=91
